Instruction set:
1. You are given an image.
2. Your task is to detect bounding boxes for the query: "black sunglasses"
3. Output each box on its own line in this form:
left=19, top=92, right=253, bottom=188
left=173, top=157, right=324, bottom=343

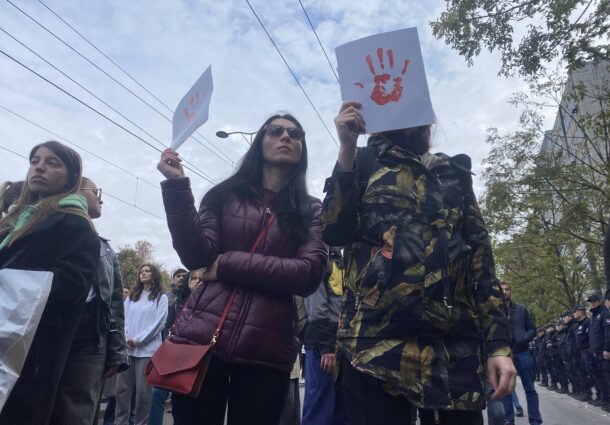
left=265, top=124, right=305, bottom=141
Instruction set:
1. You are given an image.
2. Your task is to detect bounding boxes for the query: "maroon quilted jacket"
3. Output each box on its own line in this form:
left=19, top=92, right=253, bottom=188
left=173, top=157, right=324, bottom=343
left=161, top=178, right=328, bottom=372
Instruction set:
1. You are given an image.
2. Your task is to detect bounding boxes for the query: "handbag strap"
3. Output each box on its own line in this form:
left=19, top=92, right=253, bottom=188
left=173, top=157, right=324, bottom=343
left=210, top=211, right=276, bottom=346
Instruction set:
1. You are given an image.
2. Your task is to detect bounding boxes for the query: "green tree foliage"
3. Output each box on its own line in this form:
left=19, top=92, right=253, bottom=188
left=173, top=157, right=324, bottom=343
left=117, top=240, right=172, bottom=291
left=431, top=0, right=610, bottom=76
left=481, top=70, right=610, bottom=323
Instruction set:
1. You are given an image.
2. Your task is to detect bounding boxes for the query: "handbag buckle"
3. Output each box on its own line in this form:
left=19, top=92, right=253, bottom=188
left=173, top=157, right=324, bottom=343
left=210, top=328, right=220, bottom=347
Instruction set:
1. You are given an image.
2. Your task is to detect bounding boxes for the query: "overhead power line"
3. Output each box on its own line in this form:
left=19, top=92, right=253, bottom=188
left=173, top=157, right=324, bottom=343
left=0, top=104, right=159, bottom=190
left=0, top=27, right=167, bottom=153
left=0, top=48, right=216, bottom=184
left=297, top=0, right=339, bottom=83
left=0, top=144, right=166, bottom=221
left=36, top=0, right=234, bottom=166
left=6, top=0, right=234, bottom=166
left=244, top=0, right=339, bottom=148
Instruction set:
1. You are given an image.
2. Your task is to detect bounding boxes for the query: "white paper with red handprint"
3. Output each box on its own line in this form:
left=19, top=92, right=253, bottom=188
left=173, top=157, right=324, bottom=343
left=171, top=65, right=213, bottom=150
left=335, top=28, right=434, bottom=133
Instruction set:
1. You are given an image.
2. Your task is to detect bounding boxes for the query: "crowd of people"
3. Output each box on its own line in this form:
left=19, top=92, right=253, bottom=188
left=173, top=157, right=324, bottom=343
left=528, top=295, right=610, bottom=410
left=0, top=99, right=608, bottom=425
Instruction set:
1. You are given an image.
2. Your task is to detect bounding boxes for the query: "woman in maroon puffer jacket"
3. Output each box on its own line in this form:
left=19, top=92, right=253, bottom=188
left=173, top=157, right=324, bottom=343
left=157, top=113, right=328, bottom=425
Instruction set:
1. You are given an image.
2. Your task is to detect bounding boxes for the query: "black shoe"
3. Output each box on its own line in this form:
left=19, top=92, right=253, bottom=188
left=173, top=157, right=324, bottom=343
left=590, top=398, right=604, bottom=406
left=558, top=387, right=568, bottom=394
left=539, top=381, right=548, bottom=387
left=515, top=406, right=524, bottom=417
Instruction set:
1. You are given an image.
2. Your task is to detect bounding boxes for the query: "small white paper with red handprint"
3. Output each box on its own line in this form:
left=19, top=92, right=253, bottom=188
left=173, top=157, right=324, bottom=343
left=335, top=28, right=434, bottom=133
left=171, top=65, right=213, bottom=150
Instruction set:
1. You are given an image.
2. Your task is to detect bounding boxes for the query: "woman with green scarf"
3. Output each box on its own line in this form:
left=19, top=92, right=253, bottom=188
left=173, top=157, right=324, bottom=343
left=0, top=141, right=100, bottom=425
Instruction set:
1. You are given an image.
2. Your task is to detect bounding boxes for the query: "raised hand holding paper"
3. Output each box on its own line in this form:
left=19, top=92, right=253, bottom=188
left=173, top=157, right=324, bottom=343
left=171, top=65, right=213, bottom=150
left=335, top=28, right=434, bottom=133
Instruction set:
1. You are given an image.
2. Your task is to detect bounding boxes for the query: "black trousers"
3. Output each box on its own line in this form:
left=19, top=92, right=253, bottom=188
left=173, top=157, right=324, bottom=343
left=340, top=358, right=483, bottom=425
left=171, top=355, right=290, bottom=425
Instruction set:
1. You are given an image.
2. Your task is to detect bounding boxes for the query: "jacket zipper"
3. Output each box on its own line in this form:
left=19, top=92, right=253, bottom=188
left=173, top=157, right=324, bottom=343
left=226, top=205, right=272, bottom=358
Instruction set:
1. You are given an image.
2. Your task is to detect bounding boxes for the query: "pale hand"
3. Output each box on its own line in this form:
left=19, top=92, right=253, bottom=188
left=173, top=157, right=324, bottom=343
left=604, top=351, right=610, bottom=361
left=335, top=102, right=365, bottom=172
left=487, top=356, right=517, bottom=400
left=157, top=148, right=185, bottom=179
left=126, top=339, right=136, bottom=349
left=320, top=353, right=336, bottom=374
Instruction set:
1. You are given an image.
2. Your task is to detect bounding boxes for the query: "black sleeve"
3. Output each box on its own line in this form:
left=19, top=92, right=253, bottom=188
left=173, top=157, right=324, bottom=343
left=523, top=307, right=537, bottom=343
left=47, top=216, right=100, bottom=310
left=105, top=250, right=128, bottom=370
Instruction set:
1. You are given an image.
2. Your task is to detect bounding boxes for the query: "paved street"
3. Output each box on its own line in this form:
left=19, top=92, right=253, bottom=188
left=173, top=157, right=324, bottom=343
left=102, top=379, right=610, bottom=424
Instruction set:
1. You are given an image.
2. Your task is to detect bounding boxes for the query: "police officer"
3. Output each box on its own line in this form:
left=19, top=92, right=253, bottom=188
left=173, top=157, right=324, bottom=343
left=544, top=324, right=559, bottom=391
left=575, top=305, right=596, bottom=402
left=563, top=310, right=586, bottom=400
left=555, top=319, right=571, bottom=394
left=589, top=293, right=610, bottom=409
left=534, top=329, right=547, bottom=386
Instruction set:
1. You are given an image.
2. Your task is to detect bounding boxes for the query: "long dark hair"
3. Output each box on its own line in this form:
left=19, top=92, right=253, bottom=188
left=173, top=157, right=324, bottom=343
left=203, top=113, right=312, bottom=242
left=131, top=263, right=163, bottom=302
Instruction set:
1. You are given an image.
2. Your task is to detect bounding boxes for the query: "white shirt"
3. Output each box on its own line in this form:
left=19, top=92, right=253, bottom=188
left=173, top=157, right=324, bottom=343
left=124, top=290, right=168, bottom=358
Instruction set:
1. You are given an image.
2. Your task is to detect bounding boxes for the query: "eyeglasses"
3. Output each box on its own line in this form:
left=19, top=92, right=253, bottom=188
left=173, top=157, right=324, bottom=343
left=83, top=187, right=102, bottom=199
left=265, top=124, right=305, bottom=141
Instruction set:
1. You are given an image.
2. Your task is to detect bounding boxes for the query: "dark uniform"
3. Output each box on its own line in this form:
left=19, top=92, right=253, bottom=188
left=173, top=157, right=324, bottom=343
left=556, top=324, right=571, bottom=393
left=534, top=332, right=548, bottom=386
left=590, top=302, right=610, bottom=405
left=564, top=315, right=586, bottom=398
left=576, top=313, right=596, bottom=400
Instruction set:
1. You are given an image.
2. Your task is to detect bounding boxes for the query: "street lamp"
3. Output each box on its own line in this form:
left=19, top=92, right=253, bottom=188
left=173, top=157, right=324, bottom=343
left=215, top=130, right=257, bottom=145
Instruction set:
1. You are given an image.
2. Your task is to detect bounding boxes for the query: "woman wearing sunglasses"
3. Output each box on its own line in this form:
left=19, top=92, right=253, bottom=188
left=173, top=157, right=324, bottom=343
left=0, top=141, right=100, bottom=425
left=157, top=113, right=327, bottom=425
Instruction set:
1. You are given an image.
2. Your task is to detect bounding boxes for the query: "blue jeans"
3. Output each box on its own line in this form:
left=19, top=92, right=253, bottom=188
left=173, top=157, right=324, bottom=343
left=487, top=386, right=505, bottom=425
left=148, top=387, right=169, bottom=425
left=503, top=351, right=542, bottom=424
left=302, top=348, right=347, bottom=425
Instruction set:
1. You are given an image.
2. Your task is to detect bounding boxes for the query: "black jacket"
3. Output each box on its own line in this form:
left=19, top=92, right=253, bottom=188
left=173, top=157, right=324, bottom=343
left=506, top=301, right=536, bottom=353
left=95, top=237, right=128, bottom=370
left=557, top=328, right=569, bottom=360
left=302, top=255, right=343, bottom=354
left=590, top=305, right=609, bottom=353
left=544, top=332, right=557, bottom=357
left=566, top=320, right=579, bottom=358
left=576, top=317, right=591, bottom=351
left=0, top=212, right=100, bottom=425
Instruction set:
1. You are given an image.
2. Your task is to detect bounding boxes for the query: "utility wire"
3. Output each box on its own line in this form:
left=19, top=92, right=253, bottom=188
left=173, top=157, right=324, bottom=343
left=244, top=0, right=339, bottom=148
left=0, top=26, right=219, bottom=180
left=37, top=0, right=234, bottom=166
left=0, top=104, right=159, bottom=190
left=0, top=27, right=166, bottom=153
left=0, top=48, right=216, bottom=184
left=297, top=0, right=339, bottom=83
left=0, top=144, right=166, bottom=222
left=5, top=0, right=234, bottom=166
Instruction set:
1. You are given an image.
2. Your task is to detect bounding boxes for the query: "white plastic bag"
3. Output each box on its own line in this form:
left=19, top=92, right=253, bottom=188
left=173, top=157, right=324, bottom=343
left=0, top=269, right=53, bottom=410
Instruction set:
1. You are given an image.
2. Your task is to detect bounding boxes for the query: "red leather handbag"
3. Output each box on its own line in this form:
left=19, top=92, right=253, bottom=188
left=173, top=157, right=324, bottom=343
left=145, top=212, right=276, bottom=397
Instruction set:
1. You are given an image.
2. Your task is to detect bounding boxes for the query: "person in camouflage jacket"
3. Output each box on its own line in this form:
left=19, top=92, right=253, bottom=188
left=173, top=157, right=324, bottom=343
left=321, top=102, right=516, bottom=424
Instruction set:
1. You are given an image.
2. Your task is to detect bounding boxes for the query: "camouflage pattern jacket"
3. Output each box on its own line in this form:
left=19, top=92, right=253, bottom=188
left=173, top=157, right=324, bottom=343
left=321, top=136, right=511, bottom=410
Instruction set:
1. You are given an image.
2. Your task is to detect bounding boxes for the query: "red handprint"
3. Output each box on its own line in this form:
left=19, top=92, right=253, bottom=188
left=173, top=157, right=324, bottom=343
left=183, top=91, right=202, bottom=123
left=355, top=48, right=410, bottom=106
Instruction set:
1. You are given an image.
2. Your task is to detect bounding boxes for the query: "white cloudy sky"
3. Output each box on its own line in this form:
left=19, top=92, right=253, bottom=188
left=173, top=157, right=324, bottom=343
left=0, top=0, right=556, bottom=275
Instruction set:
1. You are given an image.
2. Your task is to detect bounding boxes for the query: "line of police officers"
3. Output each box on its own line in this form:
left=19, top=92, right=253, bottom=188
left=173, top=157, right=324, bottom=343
left=529, top=294, right=610, bottom=412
